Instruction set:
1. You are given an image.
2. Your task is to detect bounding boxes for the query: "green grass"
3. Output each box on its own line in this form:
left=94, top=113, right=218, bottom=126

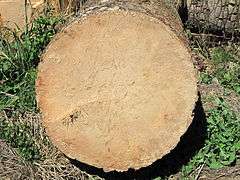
left=200, top=47, right=240, bottom=94
left=180, top=40, right=240, bottom=178
left=0, top=7, right=239, bottom=179
left=181, top=97, right=240, bottom=177
left=0, top=13, right=63, bottom=112
left=0, top=114, right=40, bottom=161
left=0, top=12, right=63, bottom=160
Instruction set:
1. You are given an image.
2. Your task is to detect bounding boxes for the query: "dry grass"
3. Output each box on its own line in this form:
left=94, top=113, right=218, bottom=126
left=0, top=1, right=239, bottom=179
left=0, top=112, right=103, bottom=180
left=4, top=113, right=238, bottom=180
left=0, top=139, right=33, bottom=179
left=199, top=165, right=240, bottom=179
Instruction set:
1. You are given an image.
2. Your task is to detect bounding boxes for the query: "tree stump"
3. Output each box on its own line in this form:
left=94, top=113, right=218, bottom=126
left=37, top=0, right=198, bottom=172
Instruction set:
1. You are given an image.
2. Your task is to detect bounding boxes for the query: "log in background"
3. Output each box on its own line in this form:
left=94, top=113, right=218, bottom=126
left=187, top=0, right=240, bottom=35
left=58, top=0, right=240, bottom=35
left=0, top=0, right=239, bottom=35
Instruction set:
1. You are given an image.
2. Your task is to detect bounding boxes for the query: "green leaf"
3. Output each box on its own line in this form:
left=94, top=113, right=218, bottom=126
left=234, top=141, right=240, bottom=150
left=208, top=159, right=223, bottom=169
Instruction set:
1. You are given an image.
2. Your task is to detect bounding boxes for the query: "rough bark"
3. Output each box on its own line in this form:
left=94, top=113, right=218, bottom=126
left=36, top=0, right=198, bottom=172
left=81, top=0, right=186, bottom=40
left=53, top=0, right=240, bottom=34
left=186, top=0, right=240, bottom=35
left=1, top=0, right=239, bottom=35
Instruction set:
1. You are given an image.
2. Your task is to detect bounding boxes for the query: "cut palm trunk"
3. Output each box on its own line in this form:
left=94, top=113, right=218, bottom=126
left=36, top=0, right=198, bottom=172
left=187, top=0, right=240, bottom=35
left=1, top=0, right=239, bottom=35
left=53, top=0, right=240, bottom=34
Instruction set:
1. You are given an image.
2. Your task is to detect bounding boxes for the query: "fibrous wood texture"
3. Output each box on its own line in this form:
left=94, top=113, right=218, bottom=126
left=36, top=0, right=198, bottom=171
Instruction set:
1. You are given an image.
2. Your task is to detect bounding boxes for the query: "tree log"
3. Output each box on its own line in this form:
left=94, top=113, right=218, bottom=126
left=1, top=0, right=239, bottom=35
left=186, top=0, right=240, bottom=35
left=36, top=0, right=198, bottom=172
left=51, top=0, right=240, bottom=34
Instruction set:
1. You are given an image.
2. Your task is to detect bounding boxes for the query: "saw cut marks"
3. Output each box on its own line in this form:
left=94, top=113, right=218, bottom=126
left=36, top=10, right=198, bottom=172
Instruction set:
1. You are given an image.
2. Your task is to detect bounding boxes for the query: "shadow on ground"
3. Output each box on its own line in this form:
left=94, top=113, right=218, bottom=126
left=70, top=93, right=207, bottom=179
